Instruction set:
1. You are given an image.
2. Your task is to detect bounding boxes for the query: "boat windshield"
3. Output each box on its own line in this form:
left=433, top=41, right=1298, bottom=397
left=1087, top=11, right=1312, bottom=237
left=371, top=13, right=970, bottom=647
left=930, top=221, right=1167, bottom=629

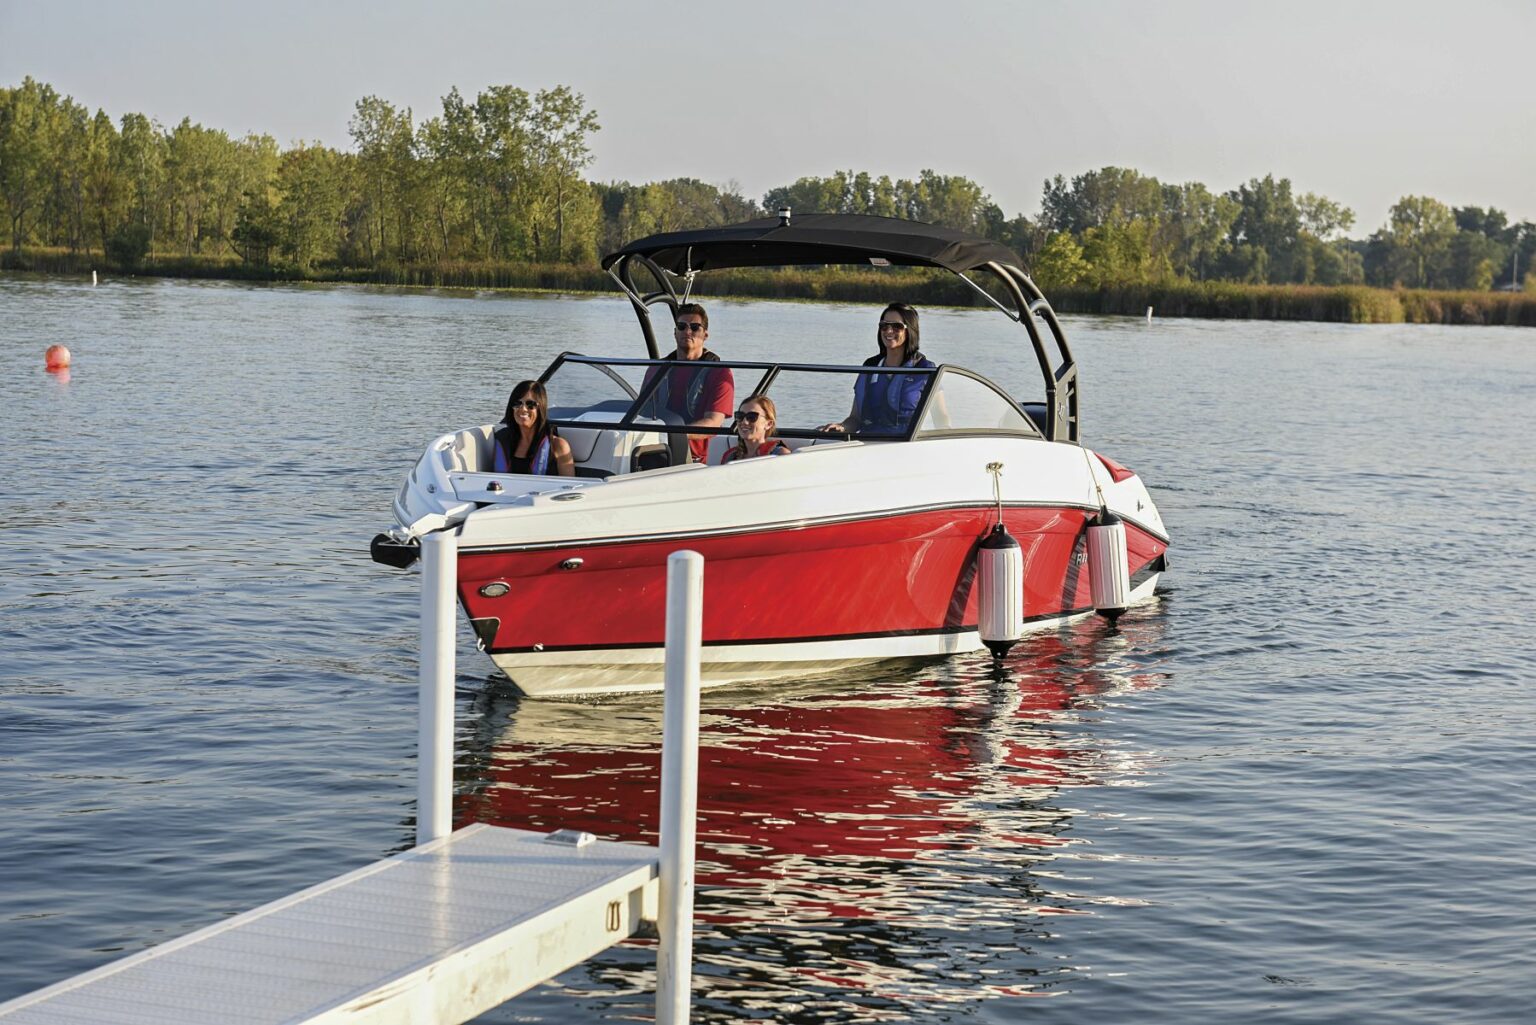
left=539, top=354, right=938, bottom=440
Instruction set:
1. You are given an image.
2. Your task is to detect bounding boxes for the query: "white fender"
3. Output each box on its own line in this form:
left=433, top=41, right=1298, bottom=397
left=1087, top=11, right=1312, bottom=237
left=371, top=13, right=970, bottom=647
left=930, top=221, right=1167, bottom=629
left=977, top=523, right=1023, bottom=657
left=1087, top=510, right=1130, bottom=618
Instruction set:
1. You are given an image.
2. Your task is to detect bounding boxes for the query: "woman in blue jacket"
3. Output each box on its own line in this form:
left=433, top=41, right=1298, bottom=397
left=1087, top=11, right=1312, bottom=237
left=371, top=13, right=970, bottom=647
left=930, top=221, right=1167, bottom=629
left=822, top=303, right=935, bottom=435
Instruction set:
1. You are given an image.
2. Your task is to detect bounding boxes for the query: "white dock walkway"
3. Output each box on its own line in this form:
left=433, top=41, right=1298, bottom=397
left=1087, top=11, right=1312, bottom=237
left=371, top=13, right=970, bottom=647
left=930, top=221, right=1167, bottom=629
left=0, top=824, right=658, bottom=1025
left=0, top=540, right=706, bottom=1024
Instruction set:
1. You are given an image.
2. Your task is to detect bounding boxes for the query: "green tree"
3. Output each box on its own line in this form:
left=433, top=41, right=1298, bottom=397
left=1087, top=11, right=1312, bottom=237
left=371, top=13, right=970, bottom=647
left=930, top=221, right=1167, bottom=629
left=105, top=221, right=150, bottom=266
left=906, top=170, right=995, bottom=234
left=1224, top=175, right=1302, bottom=283
left=763, top=171, right=857, bottom=216
left=1297, top=193, right=1355, bottom=241
left=1080, top=220, right=1168, bottom=286
left=1161, top=182, right=1238, bottom=280
left=1041, top=167, right=1163, bottom=235
left=165, top=117, right=241, bottom=255
left=115, top=112, right=168, bottom=250
left=274, top=143, right=346, bottom=269
left=1384, top=195, right=1456, bottom=287
left=1445, top=230, right=1501, bottom=290
left=0, top=78, right=60, bottom=249
left=763, top=168, right=997, bottom=235
left=83, top=109, right=126, bottom=253
left=471, top=85, right=536, bottom=259
left=1030, top=231, right=1089, bottom=289
left=349, top=96, right=417, bottom=261
left=526, top=86, right=600, bottom=261
left=1453, top=205, right=1507, bottom=238
left=231, top=188, right=279, bottom=265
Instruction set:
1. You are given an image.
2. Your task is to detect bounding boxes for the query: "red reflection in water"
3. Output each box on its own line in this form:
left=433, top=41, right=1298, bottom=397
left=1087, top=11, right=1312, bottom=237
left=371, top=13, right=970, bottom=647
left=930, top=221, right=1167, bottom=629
left=456, top=617, right=1170, bottom=1012
left=458, top=628, right=1164, bottom=876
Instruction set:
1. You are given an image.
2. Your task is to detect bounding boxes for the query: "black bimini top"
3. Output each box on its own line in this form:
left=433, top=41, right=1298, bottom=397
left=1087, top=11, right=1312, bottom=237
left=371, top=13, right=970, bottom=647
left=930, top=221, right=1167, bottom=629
left=600, top=213, right=1024, bottom=275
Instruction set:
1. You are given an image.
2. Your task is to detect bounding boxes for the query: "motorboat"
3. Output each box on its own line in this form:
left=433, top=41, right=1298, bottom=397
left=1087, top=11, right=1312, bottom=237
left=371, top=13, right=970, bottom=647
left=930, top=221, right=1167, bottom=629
left=371, top=213, right=1170, bottom=697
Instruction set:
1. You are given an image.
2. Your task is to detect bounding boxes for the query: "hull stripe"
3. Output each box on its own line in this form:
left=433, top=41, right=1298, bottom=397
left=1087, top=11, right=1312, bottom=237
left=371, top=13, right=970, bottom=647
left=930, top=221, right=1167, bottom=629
left=463, top=498, right=1170, bottom=554
left=483, top=607, right=1097, bottom=655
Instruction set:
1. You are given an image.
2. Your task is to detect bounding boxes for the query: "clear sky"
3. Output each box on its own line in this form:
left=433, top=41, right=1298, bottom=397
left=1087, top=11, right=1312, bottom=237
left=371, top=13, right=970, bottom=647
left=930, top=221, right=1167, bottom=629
left=3, top=0, right=1533, bottom=231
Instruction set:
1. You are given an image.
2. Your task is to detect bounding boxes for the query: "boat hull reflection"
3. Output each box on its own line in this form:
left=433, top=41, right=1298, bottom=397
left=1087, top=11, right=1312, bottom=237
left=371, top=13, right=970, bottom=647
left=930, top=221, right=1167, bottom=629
left=456, top=611, right=1171, bottom=1016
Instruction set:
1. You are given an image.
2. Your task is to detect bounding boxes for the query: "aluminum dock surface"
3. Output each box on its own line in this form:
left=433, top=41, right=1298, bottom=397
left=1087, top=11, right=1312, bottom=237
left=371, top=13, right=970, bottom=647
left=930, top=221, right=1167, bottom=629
left=0, top=823, right=658, bottom=1024
left=0, top=542, right=704, bottom=1025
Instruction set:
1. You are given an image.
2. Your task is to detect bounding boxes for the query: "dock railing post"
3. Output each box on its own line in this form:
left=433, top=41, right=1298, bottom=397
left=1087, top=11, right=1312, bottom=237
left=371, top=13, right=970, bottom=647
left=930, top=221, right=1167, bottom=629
left=417, top=529, right=458, bottom=847
left=657, top=550, right=702, bottom=1025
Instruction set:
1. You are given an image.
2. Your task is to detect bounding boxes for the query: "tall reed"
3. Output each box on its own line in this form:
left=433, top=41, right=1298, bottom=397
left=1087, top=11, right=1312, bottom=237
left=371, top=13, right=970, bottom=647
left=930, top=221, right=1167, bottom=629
left=5, top=248, right=1533, bottom=326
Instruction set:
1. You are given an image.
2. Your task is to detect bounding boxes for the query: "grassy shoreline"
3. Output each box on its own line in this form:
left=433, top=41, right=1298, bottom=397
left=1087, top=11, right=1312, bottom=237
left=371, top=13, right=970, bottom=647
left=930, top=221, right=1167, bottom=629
left=5, top=247, right=1533, bottom=327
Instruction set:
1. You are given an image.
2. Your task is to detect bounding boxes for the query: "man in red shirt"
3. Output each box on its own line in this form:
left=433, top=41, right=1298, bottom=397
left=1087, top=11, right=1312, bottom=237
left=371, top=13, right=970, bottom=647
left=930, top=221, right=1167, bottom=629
left=641, top=303, right=734, bottom=463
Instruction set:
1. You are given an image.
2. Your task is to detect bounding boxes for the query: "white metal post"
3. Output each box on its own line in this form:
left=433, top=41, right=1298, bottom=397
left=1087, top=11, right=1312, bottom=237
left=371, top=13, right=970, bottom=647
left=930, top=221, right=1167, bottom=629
left=657, top=550, right=703, bottom=1025
left=417, top=529, right=458, bottom=847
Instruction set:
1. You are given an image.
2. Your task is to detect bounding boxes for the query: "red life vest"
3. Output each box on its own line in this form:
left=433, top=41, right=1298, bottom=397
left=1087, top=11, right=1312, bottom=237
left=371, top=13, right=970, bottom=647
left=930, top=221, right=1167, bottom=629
left=720, top=440, right=790, bottom=464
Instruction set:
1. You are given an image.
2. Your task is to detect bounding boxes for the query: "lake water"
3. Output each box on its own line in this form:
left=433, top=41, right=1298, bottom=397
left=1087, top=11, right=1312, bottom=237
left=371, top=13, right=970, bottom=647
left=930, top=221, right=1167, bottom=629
left=2, top=275, right=1533, bottom=1023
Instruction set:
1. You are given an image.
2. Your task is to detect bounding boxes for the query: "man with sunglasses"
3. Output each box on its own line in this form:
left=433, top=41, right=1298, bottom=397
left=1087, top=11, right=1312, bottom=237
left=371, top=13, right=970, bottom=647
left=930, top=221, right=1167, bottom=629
left=641, top=303, right=735, bottom=463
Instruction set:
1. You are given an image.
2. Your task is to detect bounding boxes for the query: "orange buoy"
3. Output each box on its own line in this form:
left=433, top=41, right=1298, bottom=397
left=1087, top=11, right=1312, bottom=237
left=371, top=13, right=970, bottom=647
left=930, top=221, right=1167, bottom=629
left=45, top=344, right=72, bottom=370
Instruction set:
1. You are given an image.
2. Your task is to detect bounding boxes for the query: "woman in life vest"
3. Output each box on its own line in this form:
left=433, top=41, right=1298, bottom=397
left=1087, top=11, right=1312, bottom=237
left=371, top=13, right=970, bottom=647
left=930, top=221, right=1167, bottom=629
left=820, top=302, right=936, bottom=435
left=493, top=380, right=575, bottom=476
left=721, top=396, right=791, bottom=463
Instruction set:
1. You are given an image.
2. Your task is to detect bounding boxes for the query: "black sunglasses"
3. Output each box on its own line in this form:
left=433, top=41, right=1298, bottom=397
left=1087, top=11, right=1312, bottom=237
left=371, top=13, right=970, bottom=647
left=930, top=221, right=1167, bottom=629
left=675, top=321, right=706, bottom=333
left=879, top=321, right=907, bottom=332
left=734, top=410, right=764, bottom=424
left=510, top=400, right=539, bottom=411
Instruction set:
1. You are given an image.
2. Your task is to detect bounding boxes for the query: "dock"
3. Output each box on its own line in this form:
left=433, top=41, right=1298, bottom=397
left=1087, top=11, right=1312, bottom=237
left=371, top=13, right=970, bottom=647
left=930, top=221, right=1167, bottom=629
left=0, top=825, right=656, bottom=1024
left=0, top=537, right=705, bottom=1025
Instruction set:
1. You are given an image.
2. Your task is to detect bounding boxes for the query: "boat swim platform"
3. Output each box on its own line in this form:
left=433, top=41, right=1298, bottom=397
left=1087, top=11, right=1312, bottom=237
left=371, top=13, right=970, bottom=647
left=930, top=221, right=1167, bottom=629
left=0, top=823, right=660, bottom=1025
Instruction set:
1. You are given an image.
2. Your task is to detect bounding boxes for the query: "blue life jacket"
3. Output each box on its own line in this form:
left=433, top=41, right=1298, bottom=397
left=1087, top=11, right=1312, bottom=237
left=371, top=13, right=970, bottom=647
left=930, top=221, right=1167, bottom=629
left=854, top=351, right=934, bottom=433
left=492, top=427, right=555, bottom=475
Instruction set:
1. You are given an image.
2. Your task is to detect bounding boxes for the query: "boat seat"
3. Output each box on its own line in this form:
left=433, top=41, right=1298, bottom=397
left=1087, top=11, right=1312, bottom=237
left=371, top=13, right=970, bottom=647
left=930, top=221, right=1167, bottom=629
left=557, top=425, right=602, bottom=463
left=445, top=426, right=495, bottom=473
left=704, top=433, right=733, bottom=466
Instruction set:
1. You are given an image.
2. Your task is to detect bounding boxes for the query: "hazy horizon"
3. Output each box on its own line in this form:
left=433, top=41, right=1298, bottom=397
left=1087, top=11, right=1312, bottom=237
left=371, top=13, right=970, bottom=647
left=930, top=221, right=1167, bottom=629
left=3, top=0, right=1532, bottom=230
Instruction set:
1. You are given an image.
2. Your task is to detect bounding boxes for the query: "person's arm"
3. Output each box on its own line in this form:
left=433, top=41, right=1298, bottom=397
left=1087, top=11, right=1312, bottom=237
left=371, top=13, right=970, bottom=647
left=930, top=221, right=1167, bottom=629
left=688, top=367, right=733, bottom=437
left=820, top=398, right=860, bottom=433
left=552, top=436, right=575, bottom=476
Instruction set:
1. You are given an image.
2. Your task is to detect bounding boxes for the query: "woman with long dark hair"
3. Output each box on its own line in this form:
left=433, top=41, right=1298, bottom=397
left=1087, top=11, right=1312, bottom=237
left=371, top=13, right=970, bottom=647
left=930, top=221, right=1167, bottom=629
left=493, top=380, right=575, bottom=476
left=822, top=303, right=936, bottom=435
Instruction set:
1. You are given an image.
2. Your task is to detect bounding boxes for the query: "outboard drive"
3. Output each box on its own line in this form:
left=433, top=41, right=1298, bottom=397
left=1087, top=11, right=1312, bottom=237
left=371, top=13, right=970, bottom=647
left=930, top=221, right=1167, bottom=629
left=370, top=532, right=421, bottom=568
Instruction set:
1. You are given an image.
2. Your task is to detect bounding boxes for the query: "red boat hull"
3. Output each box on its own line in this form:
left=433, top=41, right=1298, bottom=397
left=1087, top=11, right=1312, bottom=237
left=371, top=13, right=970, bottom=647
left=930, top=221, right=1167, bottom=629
left=458, top=505, right=1167, bottom=655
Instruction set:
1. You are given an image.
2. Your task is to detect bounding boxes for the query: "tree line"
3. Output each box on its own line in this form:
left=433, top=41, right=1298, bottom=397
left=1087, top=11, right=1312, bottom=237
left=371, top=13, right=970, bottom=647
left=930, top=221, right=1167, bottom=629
left=3, top=76, right=1532, bottom=293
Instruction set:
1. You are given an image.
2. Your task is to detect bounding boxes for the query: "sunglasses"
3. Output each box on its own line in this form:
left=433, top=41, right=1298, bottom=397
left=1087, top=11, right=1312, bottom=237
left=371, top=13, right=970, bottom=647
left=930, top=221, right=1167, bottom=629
left=675, top=321, right=706, bottom=333
left=510, top=400, right=539, bottom=411
left=734, top=410, right=765, bottom=424
left=879, top=322, right=907, bottom=333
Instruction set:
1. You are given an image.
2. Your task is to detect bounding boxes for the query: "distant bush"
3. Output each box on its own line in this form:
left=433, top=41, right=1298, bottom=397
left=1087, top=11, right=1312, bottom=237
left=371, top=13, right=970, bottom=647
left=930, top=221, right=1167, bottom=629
left=0, top=246, right=94, bottom=273
left=105, top=224, right=151, bottom=268
left=1396, top=288, right=1536, bottom=327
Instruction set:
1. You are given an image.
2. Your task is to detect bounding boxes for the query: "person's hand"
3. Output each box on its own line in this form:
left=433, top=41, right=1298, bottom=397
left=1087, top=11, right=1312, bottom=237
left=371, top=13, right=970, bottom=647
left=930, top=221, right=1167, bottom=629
left=818, top=422, right=847, bottom=433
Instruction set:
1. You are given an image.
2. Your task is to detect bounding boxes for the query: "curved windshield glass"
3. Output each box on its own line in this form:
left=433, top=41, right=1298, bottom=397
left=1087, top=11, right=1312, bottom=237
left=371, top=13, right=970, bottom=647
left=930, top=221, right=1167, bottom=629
left=916, top=369, right=1038, bottom=436
left=539, top=355, right=936, bottom=440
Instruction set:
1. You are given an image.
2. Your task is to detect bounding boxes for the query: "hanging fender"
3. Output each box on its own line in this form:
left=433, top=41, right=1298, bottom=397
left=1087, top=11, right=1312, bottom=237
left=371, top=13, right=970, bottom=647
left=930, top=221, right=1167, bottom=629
left=1087, top=509, right=1130, bottom=620
left=977, top=523, right=1023, bottom=658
